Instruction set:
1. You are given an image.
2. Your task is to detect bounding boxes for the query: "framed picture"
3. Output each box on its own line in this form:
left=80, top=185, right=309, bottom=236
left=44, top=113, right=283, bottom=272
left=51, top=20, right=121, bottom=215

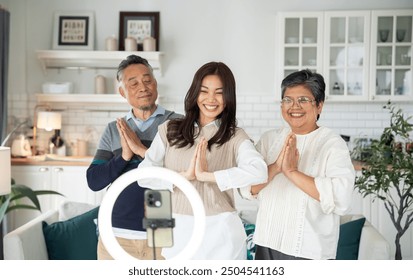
left=52, top=11, right=95, bottom=50
left=119, top=11, right=159, bottom=51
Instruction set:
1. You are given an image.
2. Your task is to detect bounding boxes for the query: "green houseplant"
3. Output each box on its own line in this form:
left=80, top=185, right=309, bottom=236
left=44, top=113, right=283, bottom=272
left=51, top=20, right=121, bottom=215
left=354, top=102, right=413, bottom=260
left=0, top=178, right=63, bottom=224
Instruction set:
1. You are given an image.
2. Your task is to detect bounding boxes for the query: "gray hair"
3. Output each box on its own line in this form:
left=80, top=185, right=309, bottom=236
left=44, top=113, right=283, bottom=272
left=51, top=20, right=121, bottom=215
left=281, top=69, right=325, bottom=106
left=116, top=55, right=154, bottom=82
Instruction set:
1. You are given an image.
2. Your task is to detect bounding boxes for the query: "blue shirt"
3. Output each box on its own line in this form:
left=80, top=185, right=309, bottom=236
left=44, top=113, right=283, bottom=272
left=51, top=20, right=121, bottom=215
left=126, top=105, right=166, bottom=132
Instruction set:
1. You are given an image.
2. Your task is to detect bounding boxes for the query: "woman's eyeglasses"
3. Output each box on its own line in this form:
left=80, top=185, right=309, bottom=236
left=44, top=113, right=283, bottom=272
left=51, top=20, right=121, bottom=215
left=281, top=96, right=315, bottom=108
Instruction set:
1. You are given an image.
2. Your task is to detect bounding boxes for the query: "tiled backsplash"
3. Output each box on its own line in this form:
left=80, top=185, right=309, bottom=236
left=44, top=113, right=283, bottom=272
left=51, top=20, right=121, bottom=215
left=7, top=91, right=413, bottom=156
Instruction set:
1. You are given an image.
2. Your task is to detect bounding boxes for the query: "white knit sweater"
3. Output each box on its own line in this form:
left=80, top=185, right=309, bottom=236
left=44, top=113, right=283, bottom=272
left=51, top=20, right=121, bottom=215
left=246, top=126, right=355, bottom=259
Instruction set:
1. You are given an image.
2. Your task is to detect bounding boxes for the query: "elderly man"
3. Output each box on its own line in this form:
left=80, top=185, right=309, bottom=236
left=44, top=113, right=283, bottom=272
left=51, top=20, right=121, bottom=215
left=87, top=55, right=181, bottom=260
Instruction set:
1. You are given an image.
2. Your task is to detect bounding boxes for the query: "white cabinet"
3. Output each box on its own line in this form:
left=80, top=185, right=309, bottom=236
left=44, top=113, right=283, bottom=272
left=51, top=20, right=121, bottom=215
left=8, top=165, right=104, bottom=231
left=370, top=10, right=413, bottom=101
left=276, top=10, right=413, bottom=102
left=276, top=12, right=324, bottom=90
left=323, top=11, right=371, bottom=101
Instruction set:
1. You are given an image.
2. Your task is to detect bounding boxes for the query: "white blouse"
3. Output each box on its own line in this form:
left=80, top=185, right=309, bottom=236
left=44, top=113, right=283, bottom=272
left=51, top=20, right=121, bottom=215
left=241, top=126, right=355, bottom=260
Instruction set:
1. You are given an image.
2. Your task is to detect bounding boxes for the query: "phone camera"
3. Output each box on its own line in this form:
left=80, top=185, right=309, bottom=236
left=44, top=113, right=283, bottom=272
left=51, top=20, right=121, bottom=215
left=146, top=191, right=162, bottom=207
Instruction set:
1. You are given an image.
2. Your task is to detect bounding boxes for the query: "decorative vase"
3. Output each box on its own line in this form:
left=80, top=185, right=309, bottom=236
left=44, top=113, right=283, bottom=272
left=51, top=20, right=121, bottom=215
left=379, top=29, right=389, bottom=42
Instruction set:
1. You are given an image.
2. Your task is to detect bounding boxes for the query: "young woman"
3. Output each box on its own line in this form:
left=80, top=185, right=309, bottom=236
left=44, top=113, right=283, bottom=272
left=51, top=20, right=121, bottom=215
left=138, top=61, right=267, bottom=259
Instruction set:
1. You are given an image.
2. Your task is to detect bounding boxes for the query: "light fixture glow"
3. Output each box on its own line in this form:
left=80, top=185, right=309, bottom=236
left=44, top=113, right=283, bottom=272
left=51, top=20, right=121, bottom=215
left=36, top=111, right=62, bottom=131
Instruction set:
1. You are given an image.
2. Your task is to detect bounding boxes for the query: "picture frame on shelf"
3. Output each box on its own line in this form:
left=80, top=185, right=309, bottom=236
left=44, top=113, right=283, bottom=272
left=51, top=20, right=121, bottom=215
left=52, top=11, right=95, bottom=50
left=119, top=11, right=159, bottom=51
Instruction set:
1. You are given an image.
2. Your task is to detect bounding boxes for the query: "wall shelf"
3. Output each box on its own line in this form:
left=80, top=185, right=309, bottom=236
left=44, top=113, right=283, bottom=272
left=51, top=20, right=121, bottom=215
left=35, top=93, right=126, bottom=105
left=36, top=50, right=164, bottom=76
left=35, top=93, right=164, bottom=107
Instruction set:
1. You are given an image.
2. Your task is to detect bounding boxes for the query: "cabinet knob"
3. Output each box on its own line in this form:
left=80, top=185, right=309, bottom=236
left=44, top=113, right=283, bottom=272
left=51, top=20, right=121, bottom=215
left=39, top=167, right=49, bottom=172
left=54, top=167, right=64, bottom=173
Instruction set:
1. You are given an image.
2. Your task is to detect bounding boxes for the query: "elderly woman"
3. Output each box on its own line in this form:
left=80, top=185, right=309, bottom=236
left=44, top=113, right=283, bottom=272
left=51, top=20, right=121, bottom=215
left=241, top=69, right=355, bottom=260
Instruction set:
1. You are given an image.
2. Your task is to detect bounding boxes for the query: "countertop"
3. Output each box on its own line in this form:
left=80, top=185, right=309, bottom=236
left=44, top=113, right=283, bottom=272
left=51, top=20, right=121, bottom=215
left=11, top=155, right=366, bottom=170
left=11, top=155, right=93, bottom=166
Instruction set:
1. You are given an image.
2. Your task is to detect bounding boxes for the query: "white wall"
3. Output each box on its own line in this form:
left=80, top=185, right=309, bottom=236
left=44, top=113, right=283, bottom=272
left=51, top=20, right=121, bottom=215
left=2, top=0, right=412, bottom=145
left=2, top=0, right=413, bottom=259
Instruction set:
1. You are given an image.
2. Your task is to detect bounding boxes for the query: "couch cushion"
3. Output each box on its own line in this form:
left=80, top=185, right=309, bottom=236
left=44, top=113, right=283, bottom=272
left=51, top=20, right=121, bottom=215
left=336, top=217, right=366, bottom=260
left=244, top=223, right=256, bottom=260
left=58, top=201, right=96, bottom=221
left=42, top=206, right=99, bottom=260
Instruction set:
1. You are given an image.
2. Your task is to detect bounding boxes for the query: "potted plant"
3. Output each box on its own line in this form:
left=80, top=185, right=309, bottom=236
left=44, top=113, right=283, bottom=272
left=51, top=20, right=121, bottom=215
left=354, top=102, right=413, bottom=260
left=0, top=178, right=63, bottom=224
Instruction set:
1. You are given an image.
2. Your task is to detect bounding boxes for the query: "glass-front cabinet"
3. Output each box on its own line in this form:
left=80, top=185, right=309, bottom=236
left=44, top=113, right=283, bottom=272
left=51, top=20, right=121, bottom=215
left=276, top=10, right=413, bottom=102
left=323, top=11, right=370, bottom=101
left=371, top=10, right=413, bottom=101
left=276, top=12, right=323, bottom=93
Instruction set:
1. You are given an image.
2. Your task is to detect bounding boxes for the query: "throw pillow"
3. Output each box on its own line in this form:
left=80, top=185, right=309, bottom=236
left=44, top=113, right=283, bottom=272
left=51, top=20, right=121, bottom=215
left=336, top=217, right=366, bottom=260
left=42, top=206, right=99, bottom=260
left=244, top=223, right=256, bottom=260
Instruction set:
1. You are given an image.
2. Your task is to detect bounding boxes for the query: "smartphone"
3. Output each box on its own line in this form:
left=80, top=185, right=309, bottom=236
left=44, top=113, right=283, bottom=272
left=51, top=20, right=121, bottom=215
left=144, top=189, right=174, bottom=248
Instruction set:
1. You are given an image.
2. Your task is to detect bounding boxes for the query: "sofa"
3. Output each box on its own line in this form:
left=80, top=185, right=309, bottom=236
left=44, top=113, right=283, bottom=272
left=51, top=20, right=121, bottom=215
left=3, top=201, right=97, bottom=260
left=4, top=201, right=391, bottom=260
left=340, top=214, right=391, bottom=260
left=239, top=210, right=391, bottom=260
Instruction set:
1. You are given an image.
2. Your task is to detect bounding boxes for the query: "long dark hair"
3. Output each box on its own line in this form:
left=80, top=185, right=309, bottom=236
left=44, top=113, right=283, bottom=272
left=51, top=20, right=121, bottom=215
left=167, top=62, right=237, bottom=149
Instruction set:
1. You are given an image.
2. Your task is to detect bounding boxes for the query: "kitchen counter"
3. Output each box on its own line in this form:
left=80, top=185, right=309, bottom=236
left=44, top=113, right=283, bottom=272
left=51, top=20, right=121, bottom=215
left=11, top=155, right=93, bottom=166
left=11, top=155, right=365, bottom=170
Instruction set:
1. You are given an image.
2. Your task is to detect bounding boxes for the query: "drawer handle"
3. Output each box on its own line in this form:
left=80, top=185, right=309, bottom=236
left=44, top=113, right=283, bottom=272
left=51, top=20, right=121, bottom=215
left=54, top=167, right=64, bottom=172
left=39, top=167, right=49, bottom=172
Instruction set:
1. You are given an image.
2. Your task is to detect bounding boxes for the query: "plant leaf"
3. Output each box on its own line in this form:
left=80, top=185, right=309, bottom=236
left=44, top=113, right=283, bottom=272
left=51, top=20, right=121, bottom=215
left=0, top=195, right=11, bottom=224
left=10, top=184, right=42, bottom=211
left=6, top=204, right=40, bottom=213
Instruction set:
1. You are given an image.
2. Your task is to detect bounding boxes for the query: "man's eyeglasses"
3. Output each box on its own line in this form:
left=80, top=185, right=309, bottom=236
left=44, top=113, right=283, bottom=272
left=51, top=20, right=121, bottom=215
left=281, top=96, right=316, bottom=108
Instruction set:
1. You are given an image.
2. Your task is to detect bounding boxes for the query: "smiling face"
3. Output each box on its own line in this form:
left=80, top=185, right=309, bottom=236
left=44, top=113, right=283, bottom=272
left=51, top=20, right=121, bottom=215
left=281, top=84, right=323, bottom=135
left=119, top=64, right=158, bottom=116
left=197, top=75, right=225, bottom=126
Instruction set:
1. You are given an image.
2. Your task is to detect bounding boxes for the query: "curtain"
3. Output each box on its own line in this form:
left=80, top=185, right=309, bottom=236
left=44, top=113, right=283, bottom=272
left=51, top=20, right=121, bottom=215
left=0, top=7, right=10, bottom=143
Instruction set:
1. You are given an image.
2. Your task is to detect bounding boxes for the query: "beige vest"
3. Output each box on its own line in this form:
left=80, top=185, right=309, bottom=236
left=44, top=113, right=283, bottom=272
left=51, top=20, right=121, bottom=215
left=158, top=121, right=250, bottom=216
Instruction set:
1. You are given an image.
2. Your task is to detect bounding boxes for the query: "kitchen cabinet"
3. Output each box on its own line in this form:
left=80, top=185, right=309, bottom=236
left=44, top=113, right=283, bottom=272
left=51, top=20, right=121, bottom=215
left=276, top=9, right=413, bottom=102
left=370, top=10, right=413, bottom=101
left=276, top=12, right=324, bottom=85
left=8, top=165, right=104, bottom=231
left=323, top=11, right=371, bottom=101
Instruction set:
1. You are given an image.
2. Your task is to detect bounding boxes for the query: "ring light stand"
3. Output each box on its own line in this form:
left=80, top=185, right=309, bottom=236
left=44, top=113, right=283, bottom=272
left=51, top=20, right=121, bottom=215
left=98, top=167, right=206, bottom=260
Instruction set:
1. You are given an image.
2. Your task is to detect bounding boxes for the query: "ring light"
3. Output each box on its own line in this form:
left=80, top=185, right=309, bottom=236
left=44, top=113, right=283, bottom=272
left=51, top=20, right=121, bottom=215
left=98, top=167, right=206, bottom=260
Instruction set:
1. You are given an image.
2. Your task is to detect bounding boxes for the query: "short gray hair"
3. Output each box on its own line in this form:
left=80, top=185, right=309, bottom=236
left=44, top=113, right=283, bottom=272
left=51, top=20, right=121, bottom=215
left=116, top=55, right=153, bottom=82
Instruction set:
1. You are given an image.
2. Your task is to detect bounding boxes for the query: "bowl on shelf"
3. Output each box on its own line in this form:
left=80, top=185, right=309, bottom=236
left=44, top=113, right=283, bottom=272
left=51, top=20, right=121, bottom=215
left=396, top=29, right=406, bottom=42
left=303, top=37, right=314, bottom=44
left=286, top=37, right=298, bottom=44
left=379, top=29, right=389, bottom=42
left=42, top=82, right=73, bottom=94
left=349, top=37, right=360, bottom=43
left=308, top=59, right=316, bottom=66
